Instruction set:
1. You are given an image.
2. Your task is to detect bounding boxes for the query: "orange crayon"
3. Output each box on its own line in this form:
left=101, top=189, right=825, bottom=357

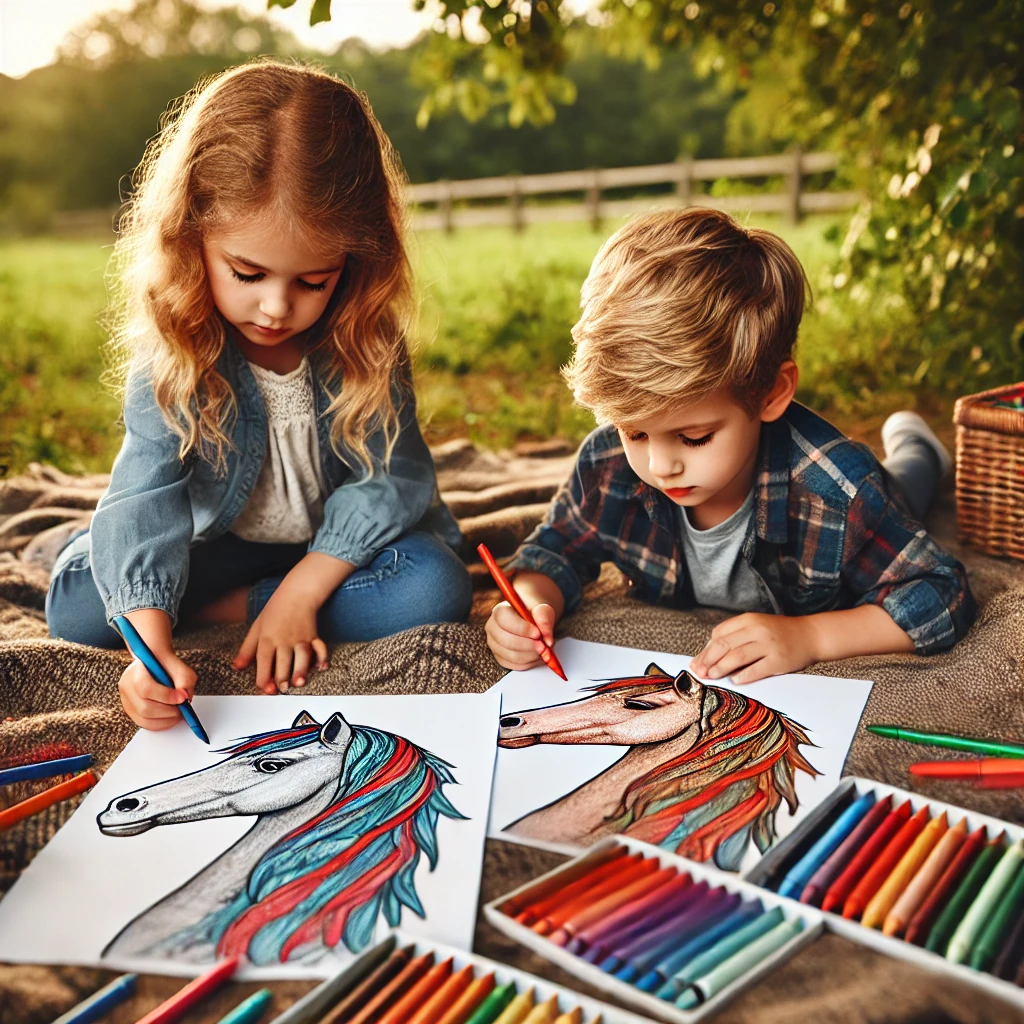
left=552, top=1010, right=582, bottom=1024
left=548, top=866, right=679, bottom=946
left=513, top=850, right=636, bottom=926
left=435, top=971, right=496, bottom=1024
left=0, top=771, right=97, bottom=832
left=339, top=949, right=435, bottom=1024
left=378, top=957, right=454, bottom=1024
left=503, top=846, right=627, bottom=919
left=843, top=805, right=931, bottom=920
left=533, top=857, right=659, bottom=935
left=409, top=965, right=475, bottom=1024
left=822, top=799, right=913, bottom=914
left=883, top=816, right=969, bottom=938
left=862, top=811, right=948, bottom=930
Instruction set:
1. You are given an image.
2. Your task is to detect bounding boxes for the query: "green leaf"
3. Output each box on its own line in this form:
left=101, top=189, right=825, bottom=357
left=310, top=0, right=333, bottom=25
left=267, top=0, right=299, bottom=9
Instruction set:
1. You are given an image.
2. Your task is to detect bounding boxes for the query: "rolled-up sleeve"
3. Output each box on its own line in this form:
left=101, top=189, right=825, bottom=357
left=309, top=387, right=438, bottom=567
left=843, top=473, right=977, bottom=654
left=90, top=376, right=194, bottom=623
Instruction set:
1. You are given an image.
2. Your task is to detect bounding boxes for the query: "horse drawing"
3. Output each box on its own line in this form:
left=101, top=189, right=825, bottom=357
left=498, top=664, right=818, bottom=870
left=97, top=710, right=464, bottom=966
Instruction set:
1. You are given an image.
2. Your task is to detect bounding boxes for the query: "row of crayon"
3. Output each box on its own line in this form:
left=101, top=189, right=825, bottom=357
left=0, top=752, right=97, bottom=832
left=286, top=943, right=601, bottom=1024
left=763, top=788, right=1024, bottom=984
left=497, top=845, right=806, bottom=1011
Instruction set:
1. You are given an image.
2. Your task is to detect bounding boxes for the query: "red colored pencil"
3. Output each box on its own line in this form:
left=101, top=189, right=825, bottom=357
left=904, top=825, right=988, bottom=946
left=910, top=758, right=1024, bottom=780
left=842, top=805, right=930, bottom=920
left=477, top=543, right=567, bottom=680
left=0, top=771, right=97, bottom=832
left=821, top=799, right=912, bottom=914
left=134, top=956, right=240, bottom=1024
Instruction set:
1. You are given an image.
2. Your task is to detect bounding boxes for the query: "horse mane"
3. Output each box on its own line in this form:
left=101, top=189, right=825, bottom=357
left=591, top=672, right=818, bottom=871
left=159, top=721, right=464, bottom=964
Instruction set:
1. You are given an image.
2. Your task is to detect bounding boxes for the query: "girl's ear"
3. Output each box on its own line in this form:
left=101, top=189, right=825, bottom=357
left=759, top=361, right=799, bottom=423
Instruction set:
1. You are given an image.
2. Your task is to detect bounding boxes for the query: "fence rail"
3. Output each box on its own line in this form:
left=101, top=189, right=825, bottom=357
left=52, top=150, right=856, bottom=238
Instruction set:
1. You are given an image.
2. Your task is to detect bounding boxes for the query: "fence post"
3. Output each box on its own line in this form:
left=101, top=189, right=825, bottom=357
left=510, top=175, right=524, bottom=233
left=787, top=147, right=803, bottom=224
left=439, top=179, right=454, bottom=234
left=586, top=169, right=602, bottom=232
left=675, top=155, right=693, bottom=208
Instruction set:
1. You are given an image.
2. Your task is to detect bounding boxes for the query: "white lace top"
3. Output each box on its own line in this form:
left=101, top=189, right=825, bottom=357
left=231, top=357, right=328, bottom=544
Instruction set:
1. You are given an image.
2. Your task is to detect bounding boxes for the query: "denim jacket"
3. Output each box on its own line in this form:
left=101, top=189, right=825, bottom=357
left=89, top=338, right=461, bottom=625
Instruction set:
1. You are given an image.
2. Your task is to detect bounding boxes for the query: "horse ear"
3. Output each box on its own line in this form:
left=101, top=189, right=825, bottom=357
left=319, top=712, right=352, bottom=750
left=673, top=670, right=698, bottom=696
left=645, top=662, right=669, bottom=678
left=292, top=711, right=319, bottom=728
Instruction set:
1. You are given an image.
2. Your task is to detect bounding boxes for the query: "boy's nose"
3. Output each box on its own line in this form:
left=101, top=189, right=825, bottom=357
left=649, top=446, right=683, bottom=482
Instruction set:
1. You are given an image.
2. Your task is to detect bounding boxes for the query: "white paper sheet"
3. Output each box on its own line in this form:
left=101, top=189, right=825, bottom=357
left=488, top=639, right=872, bottom=874
left=0, top=691, right=501, bottom=980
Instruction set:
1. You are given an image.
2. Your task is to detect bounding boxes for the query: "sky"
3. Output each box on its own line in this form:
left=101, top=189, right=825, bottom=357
left=0, top=0, right=442, bottom=78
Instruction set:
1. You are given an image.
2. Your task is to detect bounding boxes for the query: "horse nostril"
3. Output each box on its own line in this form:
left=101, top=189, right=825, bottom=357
left=500, top=716, right=524, bottom=729
left=115, top=797, right=141, bottom=813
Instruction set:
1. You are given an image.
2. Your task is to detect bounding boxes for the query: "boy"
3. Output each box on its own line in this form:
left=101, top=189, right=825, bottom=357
left=486, top=209, right=975, bottom=684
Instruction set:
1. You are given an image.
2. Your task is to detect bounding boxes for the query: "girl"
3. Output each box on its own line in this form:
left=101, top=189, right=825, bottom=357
left=46, top=61, right=472, bottom=730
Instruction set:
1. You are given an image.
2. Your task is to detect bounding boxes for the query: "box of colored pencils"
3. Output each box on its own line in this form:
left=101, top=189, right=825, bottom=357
left=302, top=930, right=655, bottom=1024
left=484, top=837, right=823, bottom=1023
left=746, top=776, right=1024, bottom=1011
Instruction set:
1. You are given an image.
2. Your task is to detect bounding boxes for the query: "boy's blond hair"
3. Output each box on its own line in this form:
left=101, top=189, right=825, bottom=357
left=563, top=208, right=808, bottom=424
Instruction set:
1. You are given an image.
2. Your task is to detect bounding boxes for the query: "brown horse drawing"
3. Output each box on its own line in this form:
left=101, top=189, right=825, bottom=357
left=497, top=664, right=818, bottom=870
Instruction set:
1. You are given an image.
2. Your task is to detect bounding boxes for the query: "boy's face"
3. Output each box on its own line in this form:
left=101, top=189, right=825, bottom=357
left=617, top=387, right=767, bottom=519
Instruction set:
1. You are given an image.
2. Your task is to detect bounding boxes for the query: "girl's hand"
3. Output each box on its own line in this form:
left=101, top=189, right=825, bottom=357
left=118, top=650, right=197, bottom=731
left=689, top=613, right=822, bottom=685
left=233, top=589, right=328, bottom=694
left=485, top=601, right=558, bottom=671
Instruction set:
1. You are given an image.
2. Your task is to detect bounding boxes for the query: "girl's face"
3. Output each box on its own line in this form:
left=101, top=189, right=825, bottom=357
left=203, top=216, right=345, bottom=350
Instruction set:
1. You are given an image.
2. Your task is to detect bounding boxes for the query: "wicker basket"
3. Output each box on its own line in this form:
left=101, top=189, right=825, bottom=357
left=953, top=382, right=1024, bottom=560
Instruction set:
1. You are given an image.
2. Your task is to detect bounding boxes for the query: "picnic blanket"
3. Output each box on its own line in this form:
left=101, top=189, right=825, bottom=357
left=1, top=439, right=1023, bottom=1024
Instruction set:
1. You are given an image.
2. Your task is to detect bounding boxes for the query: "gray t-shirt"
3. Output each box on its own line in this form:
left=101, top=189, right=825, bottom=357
left=679, top=489, right=766, bottom=612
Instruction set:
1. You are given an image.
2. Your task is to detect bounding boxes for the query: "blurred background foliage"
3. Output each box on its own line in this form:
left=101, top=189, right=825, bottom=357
left=0, top=0, right=1021, bottom=475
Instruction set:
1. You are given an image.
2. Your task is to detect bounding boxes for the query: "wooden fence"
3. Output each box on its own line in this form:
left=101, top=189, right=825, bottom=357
left=53, top=150, right=857, bottom=238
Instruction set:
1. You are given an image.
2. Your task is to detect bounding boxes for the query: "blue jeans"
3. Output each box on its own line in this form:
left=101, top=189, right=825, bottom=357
left=882, top=440, right=941, bottom=522
left=46, top=530, right=472, bottom=649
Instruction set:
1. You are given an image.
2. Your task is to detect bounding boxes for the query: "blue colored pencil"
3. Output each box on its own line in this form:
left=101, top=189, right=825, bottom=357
left=112, top=615, right=209, bottom=744
left=635, top=900, right=763, bottom=993
left=52, top=973, right=137, bottom=1024
left=777, top=791, right=877, bottom=899
left=215, top=988, right=273, bottom=1024
left=0, top=754, right=93, bottom=788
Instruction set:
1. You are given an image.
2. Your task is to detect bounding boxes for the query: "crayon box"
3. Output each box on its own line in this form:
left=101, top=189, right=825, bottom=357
left=484, top=836, right=824, bottom=1024
left=746, top=776, right=1024, bottom=1013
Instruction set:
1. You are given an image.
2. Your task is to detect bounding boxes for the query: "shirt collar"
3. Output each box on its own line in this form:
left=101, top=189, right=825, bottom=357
left=755, top=417, right=791, bottom=544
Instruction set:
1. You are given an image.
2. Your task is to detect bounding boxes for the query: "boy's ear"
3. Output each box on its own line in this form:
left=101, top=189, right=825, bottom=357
left=759, top=360, right=799, bottom=423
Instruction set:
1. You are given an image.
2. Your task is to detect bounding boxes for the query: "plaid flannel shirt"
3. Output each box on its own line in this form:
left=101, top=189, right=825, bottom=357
left=506, top=403, right=976, bottom=655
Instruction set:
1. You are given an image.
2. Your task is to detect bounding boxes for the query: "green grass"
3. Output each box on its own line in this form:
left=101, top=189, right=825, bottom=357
left=0, top=214, right=934, bottom=477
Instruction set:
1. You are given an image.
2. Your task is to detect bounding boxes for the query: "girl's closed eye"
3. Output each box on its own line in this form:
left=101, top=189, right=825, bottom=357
left=230, top=267, right=263, bottom=284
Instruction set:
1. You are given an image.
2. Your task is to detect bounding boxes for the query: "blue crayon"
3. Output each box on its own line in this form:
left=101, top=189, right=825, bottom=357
left=657, top=905, right=786, bottom=1000
left=579, top=880, right=706, bottom=964
left=613, top=892, right=741, bottom=983
left=52, top=974, right=137, bottom=1024
left=215, top=988, right=273, bottom=1024
left=637, top=900, right=763, bottom=994
left=777, top=791, right=877, bottom=899
left=0, top=753, right=93, bottom=788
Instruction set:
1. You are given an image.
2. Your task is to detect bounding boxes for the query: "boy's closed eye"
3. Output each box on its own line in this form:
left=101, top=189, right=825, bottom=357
left=622, top=429, right=715, bottom=447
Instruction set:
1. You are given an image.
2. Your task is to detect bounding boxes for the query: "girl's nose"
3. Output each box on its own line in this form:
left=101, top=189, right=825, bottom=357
left=259, top=289, right=290, bottom=322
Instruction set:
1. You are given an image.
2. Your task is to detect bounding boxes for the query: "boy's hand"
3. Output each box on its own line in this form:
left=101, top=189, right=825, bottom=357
left=486, top=601, right=559, bottom=671
left=118, top=650, right=197, bottom=731
left=690, top=613, right=822, bottom=685
left=234, top=589, right=328, bottom=694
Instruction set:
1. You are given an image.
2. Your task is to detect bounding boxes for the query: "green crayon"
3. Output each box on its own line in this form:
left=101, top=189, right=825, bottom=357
left=971, top=860, right=1024, bottom=973
left=867, top=725, right=1024, bottom=759
left=675, top=918, right=803, bottom=1010
left=946, top=839, right=1024, bottom=965
left=925, top=836, right=1006, bottom=955
left=466, top=982, right=518, bottom=1024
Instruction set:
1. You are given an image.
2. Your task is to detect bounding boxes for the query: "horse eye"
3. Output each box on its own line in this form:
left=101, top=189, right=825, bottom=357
left=623, top=699, right=658, bottom=711
left=255, top=758, right=291, bottom=773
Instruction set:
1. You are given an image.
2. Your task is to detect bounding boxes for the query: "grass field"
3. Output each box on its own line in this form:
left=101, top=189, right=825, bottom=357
left=0, top=214, right=941, bottom=477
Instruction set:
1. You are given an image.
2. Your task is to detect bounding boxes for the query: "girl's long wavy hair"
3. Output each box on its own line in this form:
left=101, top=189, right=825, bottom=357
left=106, top=59, right=414, bottom=473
